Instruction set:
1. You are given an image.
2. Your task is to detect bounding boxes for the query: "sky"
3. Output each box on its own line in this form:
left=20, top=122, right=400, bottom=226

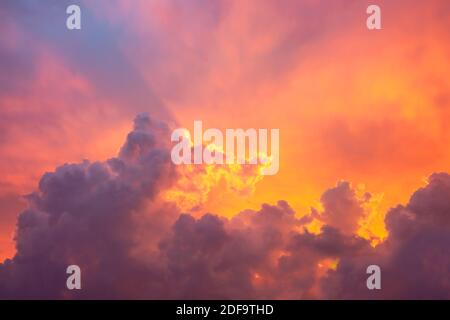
left=0, top=0, right=449, bottom=299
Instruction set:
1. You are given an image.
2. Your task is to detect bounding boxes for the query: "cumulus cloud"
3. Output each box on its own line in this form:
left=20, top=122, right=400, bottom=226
left=0, top=113, right=178, bottom=299
left=323, top=173, right=450, bottom=299
left=1, top=115, right=449, bottom=299
left=319, top=181, right=368, bottom=235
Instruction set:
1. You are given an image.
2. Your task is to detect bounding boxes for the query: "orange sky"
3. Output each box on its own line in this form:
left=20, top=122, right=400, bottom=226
left=1, top=0, right=449, bottom=262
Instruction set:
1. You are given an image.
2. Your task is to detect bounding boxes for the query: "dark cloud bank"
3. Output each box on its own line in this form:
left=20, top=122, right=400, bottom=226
left=1, top=114, right=449, bottom=299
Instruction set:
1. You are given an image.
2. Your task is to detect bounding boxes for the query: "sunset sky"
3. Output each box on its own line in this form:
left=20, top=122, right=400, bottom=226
left=0, top=0, right=449, bottom=299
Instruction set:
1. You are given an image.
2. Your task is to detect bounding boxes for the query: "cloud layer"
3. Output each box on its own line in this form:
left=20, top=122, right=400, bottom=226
left=1, top=0, right=450, bottom=262
left=1, top=115, right=449, bottom=299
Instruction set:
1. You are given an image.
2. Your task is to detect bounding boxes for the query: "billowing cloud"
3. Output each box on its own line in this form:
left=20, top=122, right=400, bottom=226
left=319, top=181, right=367, bottom=235
left=1, top=115, right=449, bottom=299
left=0, top=114, right=179, bottom=299
left=323, top=173, right=450, bottom=299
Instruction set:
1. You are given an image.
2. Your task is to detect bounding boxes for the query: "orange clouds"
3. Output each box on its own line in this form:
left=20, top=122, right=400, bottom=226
left=0, top=113, right=450, bottom=299
left=1, top=0, right=449, bottom=265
